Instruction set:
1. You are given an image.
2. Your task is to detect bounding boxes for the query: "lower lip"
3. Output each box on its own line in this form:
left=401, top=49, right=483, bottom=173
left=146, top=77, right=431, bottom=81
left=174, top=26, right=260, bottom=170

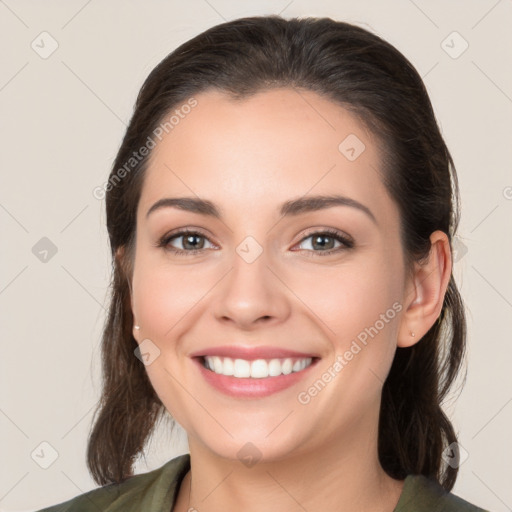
left=192, top=357, right=320, bottom=398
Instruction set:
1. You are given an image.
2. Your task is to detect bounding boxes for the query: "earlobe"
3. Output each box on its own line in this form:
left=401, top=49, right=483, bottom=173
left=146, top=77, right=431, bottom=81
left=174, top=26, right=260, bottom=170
left=115, top=246, right=125, bottom=265
left=397, top=230, right=452, bottom=348
left=133, top=323, right=141, bottom=342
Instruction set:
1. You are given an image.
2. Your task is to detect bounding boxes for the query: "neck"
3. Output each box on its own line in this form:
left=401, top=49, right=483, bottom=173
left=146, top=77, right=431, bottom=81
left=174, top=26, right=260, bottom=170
left=174, top=416, right=404, bottom=512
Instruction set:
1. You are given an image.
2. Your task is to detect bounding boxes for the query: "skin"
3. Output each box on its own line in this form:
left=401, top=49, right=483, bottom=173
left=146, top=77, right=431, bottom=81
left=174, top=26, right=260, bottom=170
left=119, top=88, right=452, bottom=512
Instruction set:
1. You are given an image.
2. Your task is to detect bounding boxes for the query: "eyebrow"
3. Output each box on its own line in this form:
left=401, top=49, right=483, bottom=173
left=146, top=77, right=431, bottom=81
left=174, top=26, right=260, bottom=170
left=146, top=194, right=377, bottom=225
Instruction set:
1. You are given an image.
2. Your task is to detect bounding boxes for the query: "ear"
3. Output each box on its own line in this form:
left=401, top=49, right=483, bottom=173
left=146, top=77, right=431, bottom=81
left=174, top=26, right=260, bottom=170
left=115, top=246, right=137, bottom=334
left=397, top=230, right=452, bottom=348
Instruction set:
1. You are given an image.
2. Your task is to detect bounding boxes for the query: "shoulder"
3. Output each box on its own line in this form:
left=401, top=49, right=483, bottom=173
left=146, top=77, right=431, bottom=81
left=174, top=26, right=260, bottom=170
left=396, top=474, right=491, bottom=512
left=35, top=454, right=191, bottom=512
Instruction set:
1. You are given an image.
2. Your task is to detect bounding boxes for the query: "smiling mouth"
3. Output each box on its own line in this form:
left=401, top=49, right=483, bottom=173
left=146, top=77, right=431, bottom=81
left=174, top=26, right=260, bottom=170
left=199, top=355, right=320, bottom=379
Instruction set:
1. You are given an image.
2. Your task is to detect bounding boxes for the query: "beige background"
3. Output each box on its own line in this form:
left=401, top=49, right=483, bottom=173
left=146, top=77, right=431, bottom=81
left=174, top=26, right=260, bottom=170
left=1, top=1, right=511, bottom=511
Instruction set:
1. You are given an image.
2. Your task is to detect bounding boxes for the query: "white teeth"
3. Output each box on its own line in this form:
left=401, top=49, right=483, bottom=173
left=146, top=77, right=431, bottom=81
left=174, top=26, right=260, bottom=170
left=203, top=356, right=314, bottom=378
left=250, top=359, right=267, bottom=378
left=234, top=358, right=251, bottom=378
left=222, top=357, right=234, bottom=376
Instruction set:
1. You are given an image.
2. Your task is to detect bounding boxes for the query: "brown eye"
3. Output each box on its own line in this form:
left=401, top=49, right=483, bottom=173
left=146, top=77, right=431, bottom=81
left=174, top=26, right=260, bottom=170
left=159, top=230, right=215, bottom=255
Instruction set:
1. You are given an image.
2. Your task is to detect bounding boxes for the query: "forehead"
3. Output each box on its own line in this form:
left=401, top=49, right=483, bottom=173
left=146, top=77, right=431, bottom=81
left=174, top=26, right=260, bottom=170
left=138, top=88, right=395, bottom=224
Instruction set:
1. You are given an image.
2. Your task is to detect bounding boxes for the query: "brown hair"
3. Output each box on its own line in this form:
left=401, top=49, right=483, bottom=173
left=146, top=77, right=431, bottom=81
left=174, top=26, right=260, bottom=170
left=87, top=15, right=466, bottom=490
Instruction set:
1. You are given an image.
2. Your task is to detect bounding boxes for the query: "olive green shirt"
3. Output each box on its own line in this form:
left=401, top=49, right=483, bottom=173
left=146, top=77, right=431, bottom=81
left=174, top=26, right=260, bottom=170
left=36, top=453, right=489, bottom=511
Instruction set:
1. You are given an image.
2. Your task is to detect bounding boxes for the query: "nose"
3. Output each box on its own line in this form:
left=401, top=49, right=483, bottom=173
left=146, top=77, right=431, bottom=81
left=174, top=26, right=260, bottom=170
left=212, top=248, right=291, bottom=331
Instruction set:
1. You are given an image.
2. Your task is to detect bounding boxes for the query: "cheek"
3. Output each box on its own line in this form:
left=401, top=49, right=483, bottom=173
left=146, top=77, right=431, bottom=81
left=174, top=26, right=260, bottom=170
left=295, top=260, right=400, bottom=330
left=132, top=258, right=208, bottom=341
left=131, top=259, right=202, bottom=425
left=291, top=259, right=402, bottom=376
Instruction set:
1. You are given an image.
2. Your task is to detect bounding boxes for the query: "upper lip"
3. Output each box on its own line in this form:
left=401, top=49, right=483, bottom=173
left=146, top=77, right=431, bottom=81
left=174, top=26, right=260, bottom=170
left=190, top=345, right=320, bottom=360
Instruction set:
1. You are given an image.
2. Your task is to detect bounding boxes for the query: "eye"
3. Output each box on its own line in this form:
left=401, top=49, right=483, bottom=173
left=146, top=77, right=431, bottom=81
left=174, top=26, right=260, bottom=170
left=294, top=228, right=354, bottom=256
left=157, top=227, right=354, bottom=257
left=158, top=229, right=216, bottom=255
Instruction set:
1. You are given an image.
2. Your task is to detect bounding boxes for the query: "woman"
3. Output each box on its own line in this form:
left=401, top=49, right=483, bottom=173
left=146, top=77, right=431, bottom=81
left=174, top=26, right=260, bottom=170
left=38, top=15, right=490, bottom=512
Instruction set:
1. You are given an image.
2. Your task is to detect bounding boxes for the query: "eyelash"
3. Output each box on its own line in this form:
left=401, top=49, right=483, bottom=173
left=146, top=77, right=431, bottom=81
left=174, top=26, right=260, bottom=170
left=157, top=228, right=354, bottom=257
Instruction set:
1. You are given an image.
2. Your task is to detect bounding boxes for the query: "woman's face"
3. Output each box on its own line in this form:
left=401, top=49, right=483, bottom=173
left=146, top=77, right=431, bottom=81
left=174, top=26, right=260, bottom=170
left=129, top=88, right=413, bottom=462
